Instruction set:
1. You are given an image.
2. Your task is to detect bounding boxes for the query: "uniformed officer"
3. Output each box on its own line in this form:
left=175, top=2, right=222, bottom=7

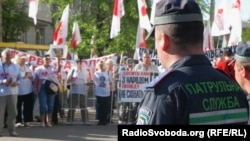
left=233, top=41, right=250, bottom=124
left=136, top=0, right=249, bottom=125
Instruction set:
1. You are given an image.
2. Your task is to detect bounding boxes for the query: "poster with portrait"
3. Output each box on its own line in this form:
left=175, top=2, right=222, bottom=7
left=49, top=44, right=68, bottom=58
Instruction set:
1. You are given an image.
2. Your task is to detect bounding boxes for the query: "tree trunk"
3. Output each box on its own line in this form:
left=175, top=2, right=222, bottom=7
left=210, top=0, right=215, bottom=23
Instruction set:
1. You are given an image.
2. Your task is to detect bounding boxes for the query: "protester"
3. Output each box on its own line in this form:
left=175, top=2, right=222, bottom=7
left=33, top=55, right=60, bottom=127
left=136, top=0, right=249, bottom=125
left=233, top=41, right=250, bottom=124
left=52, top=60, right=64, bottom=125
left=16, top=55, right=34, bottom=127
left=94, top=60, right=112, bottom=125
left=118, top=56, right=128, bottom=74
left=118, top=58, right=135, bottom=124
left=0, top=49, right=21, bottom=136
left=132, top=53, right=159, bottom=124
left=215, top=48, right=235, bottom=80
left=105, top=58, right=117, bottom=124
left=67, top=59, right=89, bottom=123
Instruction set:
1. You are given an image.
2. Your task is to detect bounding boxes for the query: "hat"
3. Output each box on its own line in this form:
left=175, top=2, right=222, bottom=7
left=223, top=48, right=233, bottom=56
left=44, top=51, right=50, bottom=58
left=147, top=0, right=203, bottom=39
left=122, top=56, right=128, bottom=60
left=44, top=54, right=50, bottom=58
left=234, top=42, right=250, bottom=62
left=126, top=58, right=134, bottom=65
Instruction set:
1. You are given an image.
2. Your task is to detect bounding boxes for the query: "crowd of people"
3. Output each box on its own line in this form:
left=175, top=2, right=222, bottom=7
left=0, top=49, right=150, bottom=136
left=136, top=0, right=249, bottom=125
left=1, top=0, right=250, bottom=138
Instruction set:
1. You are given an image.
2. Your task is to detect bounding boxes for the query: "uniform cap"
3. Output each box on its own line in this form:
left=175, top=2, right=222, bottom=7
left=147, top=0, right=203, bottom=39
left=234, top=42, right=250, bottom=62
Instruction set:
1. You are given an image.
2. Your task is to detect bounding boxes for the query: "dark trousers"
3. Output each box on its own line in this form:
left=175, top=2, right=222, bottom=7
left=16, top=93, right=34, bottom=123
left=4, top=108, right=7, bottom=128
left=52, top=94, right=60, bottom=124
left=96, top=96, right=111, bottom=124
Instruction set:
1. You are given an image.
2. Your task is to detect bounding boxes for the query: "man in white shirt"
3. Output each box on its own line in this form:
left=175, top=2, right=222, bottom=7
left=0, top=49, right=21, bottom=136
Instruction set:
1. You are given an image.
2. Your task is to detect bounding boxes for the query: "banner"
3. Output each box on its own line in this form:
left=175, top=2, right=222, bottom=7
left=7, top=49, right=118, bottom=77
left=118, top=71, right=158, bottom=102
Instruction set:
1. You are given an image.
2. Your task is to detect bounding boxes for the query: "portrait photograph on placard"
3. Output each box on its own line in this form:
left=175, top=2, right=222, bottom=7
left=50, top=44, right=68, bottom=58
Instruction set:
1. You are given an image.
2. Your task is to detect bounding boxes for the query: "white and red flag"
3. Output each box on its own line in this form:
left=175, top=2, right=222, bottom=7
left=228, top=0, right=242, bottom=46
left=28, top=0, right=39, bottom=25
left=211, top=0, right=230, bottom=36
left=150, top=0, right=161, bottom=24
left=70, top=22, right=82, bottom=49
left=53, top=4, right=69, bottom=45
left=136, top=23, right=147, bottom=48
left=137, top=0, right=152, bottom=32
left=110, top=0, right=125, bottom=39
left=203, top=22, right=214, bottom=51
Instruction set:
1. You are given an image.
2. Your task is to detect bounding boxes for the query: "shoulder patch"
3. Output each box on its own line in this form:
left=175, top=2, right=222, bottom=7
left=136, top=106, right=152, bottom=125
left=146, top=67, right=174, bottom=88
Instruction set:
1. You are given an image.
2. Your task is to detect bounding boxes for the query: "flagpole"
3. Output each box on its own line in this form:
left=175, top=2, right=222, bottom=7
left=90, top=35, right=95, bottom=58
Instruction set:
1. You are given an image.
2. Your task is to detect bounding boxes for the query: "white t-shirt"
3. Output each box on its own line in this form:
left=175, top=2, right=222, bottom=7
left=18, top=65, right=33, bottom=95
left=133, top=63, right=159, bottom=72
left=34, top=65, right=60, bottom=85
left=94, top=71, right=111, bottom=97
left=68, top=67, right=88, bottom=95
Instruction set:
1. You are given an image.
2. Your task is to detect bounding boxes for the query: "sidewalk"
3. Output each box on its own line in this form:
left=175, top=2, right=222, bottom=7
left=1, top=106, right=119, bottom=141
left=1, top=123, right=118, bottom=141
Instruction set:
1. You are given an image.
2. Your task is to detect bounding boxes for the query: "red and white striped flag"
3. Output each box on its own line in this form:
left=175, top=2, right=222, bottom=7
left=53, top=4, right=69, bottom=45
left=211, top=0, right=230, bottom=36
left=136, top=23, right=147, bottom=48
left=110, top=0, right=125, bottom=39
left=70, top=22, right=82, bottom=49
left=203, top=22, right=214, bottom=51
left=228, top=0, right=242, bottom=46
left=28, top=0, right=39, bottom=25
left=137, top=0, right=152, bottom=32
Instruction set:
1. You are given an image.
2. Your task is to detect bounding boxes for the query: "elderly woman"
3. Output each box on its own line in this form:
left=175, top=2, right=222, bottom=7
left=33, top=55, right=60, bottom=127
left=94, top=60, right=112, bottom=125
left=15, top=55, right=34, bottom=127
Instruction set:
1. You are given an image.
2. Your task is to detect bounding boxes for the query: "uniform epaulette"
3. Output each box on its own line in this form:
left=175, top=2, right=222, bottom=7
left=146, top=67, right=175, bottom=88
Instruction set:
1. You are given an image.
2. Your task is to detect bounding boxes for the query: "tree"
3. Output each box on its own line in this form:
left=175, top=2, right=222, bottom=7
left=43, top=0, right=211, bottom=59
left=1, top=0, right=30, bottom=42
left=242, top=27, right=250, bottom=42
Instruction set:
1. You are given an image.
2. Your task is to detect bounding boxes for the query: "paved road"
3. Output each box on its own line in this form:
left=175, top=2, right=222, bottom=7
left=1, top=123, right=118, bottom=141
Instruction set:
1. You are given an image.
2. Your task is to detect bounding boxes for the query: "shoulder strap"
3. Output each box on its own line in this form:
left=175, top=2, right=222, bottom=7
left=2, top=62, right=6, bottom=79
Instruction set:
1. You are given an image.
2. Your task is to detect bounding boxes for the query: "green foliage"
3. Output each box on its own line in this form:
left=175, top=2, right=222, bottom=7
left=242, top=27, right=250, bottom=42
left=1, top=0, right=29, bottom=42
left=41, top=0, right=154, bottom=59
left=41, top=0, right=212, bottom=59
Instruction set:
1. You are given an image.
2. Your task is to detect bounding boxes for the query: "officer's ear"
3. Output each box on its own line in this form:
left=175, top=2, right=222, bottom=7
left=162, top=33, right=170, bottom=51
left=242, top=66, right=248, bottom=78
